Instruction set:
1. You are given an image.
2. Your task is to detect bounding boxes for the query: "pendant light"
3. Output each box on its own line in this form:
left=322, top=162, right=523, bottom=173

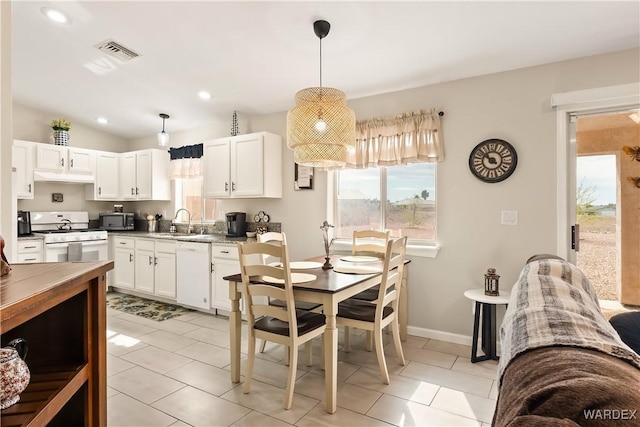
left=286, top=20, right=355, bottom=168
left=157, top=113, right=170, bottom=147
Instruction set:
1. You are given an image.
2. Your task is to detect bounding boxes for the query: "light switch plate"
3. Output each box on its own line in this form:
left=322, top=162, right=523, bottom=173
left=501, top=210, right=518, bottom=225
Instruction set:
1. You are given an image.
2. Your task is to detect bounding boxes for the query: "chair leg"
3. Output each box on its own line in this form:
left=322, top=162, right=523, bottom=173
left=366, top=330, right=374, bottom=352
left=305, top=340, right=313, bottom=366
left=244, top=335, right=256, bottom=394
left=284, top=344, right=299, bottom=409
left=391, top=318, right=406, bottom=366
left=259, top=339, right=267, bottom=353
left=344, top=326, right=351, bottom=352
left=374, top=327, right=390, bottom=385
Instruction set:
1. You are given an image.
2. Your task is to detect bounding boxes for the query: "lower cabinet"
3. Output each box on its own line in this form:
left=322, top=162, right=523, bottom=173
left=16, top=239, right=43, bottom=263
left=211, top=244, right=240, bottom=312
left=113, top=236, right=135, bottom=290
left=134, top=239, right=176, bottom=298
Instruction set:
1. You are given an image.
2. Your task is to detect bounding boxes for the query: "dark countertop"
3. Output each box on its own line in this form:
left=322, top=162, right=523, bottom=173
left=107, top=231, right=253, bottom=245
left=17, top=235, right=44, bottom=241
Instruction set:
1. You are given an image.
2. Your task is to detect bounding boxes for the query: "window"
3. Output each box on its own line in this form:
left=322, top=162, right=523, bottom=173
left=174, top=178, right=216, bottom=222
left=335, top=163, right=436, bottom=243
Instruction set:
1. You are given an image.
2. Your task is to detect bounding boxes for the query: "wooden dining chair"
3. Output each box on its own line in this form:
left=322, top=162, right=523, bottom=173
left=257, top=232, right=322, bottom=361
left=337, top=236, right=407, bottom=384
left=345, top=230, right=391, bottom=350
left=237, top=236, right=326, bottom=409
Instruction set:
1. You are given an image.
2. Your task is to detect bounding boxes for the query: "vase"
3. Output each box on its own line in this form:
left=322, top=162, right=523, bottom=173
left=52, top=130, right=69, bottom=146
left=0, top=338, right=30, bottom=410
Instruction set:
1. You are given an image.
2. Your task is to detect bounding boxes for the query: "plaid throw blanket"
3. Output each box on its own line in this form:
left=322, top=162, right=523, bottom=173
left=498, top=258, right=640, bottom=384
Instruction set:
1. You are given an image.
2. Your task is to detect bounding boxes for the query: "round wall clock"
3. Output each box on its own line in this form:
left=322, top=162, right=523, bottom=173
left=468, top=139, right=518, bottom=183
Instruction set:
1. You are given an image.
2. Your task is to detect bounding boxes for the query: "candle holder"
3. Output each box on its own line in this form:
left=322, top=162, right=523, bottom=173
left=320, top=221, right=335, bottom=270
left=484, top=268, right=500, bottom=296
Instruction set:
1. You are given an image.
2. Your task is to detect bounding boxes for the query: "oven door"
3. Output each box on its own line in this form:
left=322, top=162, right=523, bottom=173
left=44, top=240, right=108, bottom=263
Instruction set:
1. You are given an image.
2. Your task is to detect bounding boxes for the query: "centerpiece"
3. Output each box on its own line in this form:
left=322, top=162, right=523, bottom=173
left=320, top=221, right=335, bottom=270
left=51, top=118, right=71, bottom=146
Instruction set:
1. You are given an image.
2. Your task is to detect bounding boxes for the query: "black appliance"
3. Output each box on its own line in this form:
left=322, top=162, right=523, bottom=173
left=226, top=212, right=247, bottom=237
left=17, top=210, right=31, bottom=236
left=99, top=212, right=135, bottom=231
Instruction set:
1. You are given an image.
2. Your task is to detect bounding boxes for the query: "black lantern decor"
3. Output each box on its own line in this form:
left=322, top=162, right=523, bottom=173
left=484, top=268, right=500, bottom=296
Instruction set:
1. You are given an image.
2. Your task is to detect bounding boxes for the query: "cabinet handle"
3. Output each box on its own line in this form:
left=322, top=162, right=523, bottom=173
left=129, top=253, right=133, bottom=262
left=232, top=182, right=236, bottom=191
left=148, top=256, right=153, bottom=265
left=24, top=245, right=37, bottom=249
left=136, top=187, right=139, bottom=195
left=220, top=250, right=229, bottom=254
left=119, top=242, right=127, bottom=245
left=28, top=184, right=32, bottom=193
left=98, top=187, right=102, bottom=195
left=70, top=159, right=74, bottom=168
left=61, top=158, right=64, bottom=167
left=25, top=258, right=36, bottom=261
left=225, top=182, right=228, bottom=191
left=154, top=256, right=158, bottom=265
left=210, top=262, right=214, bottom=273
left=131, top=187, right=135, bottom=195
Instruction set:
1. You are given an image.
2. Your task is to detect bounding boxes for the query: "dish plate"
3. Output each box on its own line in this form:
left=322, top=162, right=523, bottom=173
left=339, top=255, right=380, bottom=263
left=333, top=265, right=382, bottom=274
left=262, top=273, right=317, bottom=284
left=268, top=261, right=323, bottom=270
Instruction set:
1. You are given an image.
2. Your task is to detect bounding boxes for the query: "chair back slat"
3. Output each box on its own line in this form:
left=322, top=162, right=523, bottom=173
left=352, top=230, right=391, bottom=257
left=374, top=237, right=407, bottom=319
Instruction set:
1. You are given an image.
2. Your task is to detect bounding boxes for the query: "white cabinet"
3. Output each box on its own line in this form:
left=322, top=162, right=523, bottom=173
left=176, top=242, right=211, bottom=309
left=204, top=131, right=282, bottom=198
left=86, top=151, right=120, bottom=200
left=35, top=144, right=94, bottom=175
left=210, top=244, right=240, bottom=312
left=16, top=240, right=43, bottom=263
left=113, top=236, right=135, bottom=290
left=134, top=238, right=176, bottom=298
left=120, top=149, right=170, bottom=200
left=12, top=140, right=35, bottom=199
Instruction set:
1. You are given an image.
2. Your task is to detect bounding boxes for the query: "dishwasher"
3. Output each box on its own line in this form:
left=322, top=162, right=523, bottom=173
left=176, top=241, right=211, bottom=310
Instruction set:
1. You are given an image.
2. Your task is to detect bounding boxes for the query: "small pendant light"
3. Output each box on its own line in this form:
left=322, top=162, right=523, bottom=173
left=157, top=113, right=170, bottom=147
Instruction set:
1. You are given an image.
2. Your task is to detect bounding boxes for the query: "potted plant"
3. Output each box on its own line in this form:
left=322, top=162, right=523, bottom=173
left=51, top=118, right=71, bottom=146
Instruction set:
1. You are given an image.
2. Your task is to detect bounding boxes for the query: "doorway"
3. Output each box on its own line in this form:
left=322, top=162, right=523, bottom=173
left=573, top=111, right=639, bottom=305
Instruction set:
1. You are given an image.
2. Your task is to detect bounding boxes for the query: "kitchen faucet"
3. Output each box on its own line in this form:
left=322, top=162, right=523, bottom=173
left=190, top=212, right=204, bottom=234
left=172, top=208, right=191, bottom=234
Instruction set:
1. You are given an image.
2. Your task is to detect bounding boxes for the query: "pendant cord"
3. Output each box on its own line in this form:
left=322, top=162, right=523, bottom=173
left=319, top=36, right=323, bottom=89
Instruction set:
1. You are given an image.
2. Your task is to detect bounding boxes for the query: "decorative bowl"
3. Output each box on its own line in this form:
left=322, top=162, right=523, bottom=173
left=246, top=231, right=257, bottom=238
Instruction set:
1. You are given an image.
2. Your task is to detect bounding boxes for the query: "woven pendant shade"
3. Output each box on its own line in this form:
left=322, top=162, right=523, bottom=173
left=287, top=87, right=356, bottom=168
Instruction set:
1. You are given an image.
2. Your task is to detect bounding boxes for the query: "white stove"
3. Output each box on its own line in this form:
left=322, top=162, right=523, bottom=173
left=31, top=212, right=108, bottom=262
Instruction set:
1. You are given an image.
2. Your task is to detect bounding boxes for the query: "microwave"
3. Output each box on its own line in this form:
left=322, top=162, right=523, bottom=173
left=99, top=212, right=135, bottom=231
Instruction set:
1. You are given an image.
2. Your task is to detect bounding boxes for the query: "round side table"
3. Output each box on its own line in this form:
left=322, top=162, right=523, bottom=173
left=464, top=288, right=511, bottom=363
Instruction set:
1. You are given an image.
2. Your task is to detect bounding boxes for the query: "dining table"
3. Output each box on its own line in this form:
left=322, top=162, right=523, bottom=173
left=223, top=253, right=410, bottom=414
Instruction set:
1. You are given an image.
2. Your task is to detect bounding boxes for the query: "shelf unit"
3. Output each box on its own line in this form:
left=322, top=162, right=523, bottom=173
left=0, top=261, right=113, bottom=426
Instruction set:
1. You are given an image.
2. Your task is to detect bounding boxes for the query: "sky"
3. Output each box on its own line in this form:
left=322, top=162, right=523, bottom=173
left=577, top=155, right=616, bottom=205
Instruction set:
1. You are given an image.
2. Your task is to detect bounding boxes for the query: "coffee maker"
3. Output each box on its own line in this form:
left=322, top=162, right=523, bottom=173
left=17, top=210, right=31, bottom=236
left=226, top=212, right=247, bottom=237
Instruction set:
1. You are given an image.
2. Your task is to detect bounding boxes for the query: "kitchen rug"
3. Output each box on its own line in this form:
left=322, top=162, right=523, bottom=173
left=107, top=293, right=195, bottom=322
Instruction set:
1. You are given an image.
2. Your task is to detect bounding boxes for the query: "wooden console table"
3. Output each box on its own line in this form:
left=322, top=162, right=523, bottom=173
left=0, top=261, right=113, bottom=426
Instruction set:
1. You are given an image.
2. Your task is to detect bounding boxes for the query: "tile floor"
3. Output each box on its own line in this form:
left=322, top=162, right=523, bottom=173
left=106, top=296, right=498, bottom=426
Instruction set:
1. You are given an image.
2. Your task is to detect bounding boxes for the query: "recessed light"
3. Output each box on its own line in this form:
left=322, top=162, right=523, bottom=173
left=41, top=7, right=71, bottom=25
left=198, top=91, right=212, bottom=100
left=96, top=117, right=108, bottom=125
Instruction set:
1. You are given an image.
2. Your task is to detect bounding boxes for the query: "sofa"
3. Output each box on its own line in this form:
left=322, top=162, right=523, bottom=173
left=493, top=256, right=640, bottom=426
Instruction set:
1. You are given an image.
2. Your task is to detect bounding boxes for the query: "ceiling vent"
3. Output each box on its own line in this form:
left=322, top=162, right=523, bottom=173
left=94, top=39, right=140, bottom=62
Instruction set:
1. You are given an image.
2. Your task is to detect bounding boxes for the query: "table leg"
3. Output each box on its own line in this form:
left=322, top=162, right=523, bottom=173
left=323, top=298, right=338, bottom=414
left=486, top=304, right=497, bottom=360
left=471, top=301, right=482, bottom=363
left=229, top=281, right=242, bottom=383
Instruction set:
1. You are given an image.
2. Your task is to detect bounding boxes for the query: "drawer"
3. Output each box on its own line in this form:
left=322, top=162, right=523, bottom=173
left=155, top=240, right=176, bottom=254
left=112, top=237, right=135, bottom=249
left=135, top=238, right=155, bottom=251
left=211, top=244, right=238, bottom=260
left=17, top=240, right=43, bottom=253
left=17, top=253, right=42, bottom=263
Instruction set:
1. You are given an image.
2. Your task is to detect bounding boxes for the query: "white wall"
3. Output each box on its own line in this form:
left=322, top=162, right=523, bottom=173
left=249, top=48, right=640, bottom=339
left=1, top=1, right=14, bottom=259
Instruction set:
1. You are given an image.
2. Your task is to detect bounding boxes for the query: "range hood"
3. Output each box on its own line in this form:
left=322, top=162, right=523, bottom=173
left=33, top=171, right=94, bottom=184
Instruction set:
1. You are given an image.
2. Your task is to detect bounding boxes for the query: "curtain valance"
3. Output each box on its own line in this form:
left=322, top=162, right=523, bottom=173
left=169, top=143, right=204, bottom=179
left=345, top=108, right=444, bottom=169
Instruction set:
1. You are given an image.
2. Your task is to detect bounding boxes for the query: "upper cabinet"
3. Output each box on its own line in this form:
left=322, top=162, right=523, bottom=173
left=12, top=140, right=35, bottom=199
left=86, top=151, right=120, bottom=200
left=35, top=144, right=94, bottom=175
left=119, top=149, right=170, bottom=200
left=204, top=131, right=282, bottom=198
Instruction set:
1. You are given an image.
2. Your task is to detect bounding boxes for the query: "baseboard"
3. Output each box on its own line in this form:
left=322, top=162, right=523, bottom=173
left=407, top=325, right=473, bottom=346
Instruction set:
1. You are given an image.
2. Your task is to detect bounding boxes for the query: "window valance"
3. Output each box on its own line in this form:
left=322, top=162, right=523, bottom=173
left=346, top=108, right=444, bottom=169
left=169, top=143, right=204, bottom=179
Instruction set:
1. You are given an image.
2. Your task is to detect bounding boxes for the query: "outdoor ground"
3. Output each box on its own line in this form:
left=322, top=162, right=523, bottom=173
left=576, top=215, right=616, bottom=301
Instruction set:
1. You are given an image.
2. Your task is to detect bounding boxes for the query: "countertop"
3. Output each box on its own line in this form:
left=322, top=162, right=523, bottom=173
left=107, top=231, right=253, bottom=244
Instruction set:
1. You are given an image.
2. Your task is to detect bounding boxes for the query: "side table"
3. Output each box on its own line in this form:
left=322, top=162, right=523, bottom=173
left=463, top=288, right=511, bottom=363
